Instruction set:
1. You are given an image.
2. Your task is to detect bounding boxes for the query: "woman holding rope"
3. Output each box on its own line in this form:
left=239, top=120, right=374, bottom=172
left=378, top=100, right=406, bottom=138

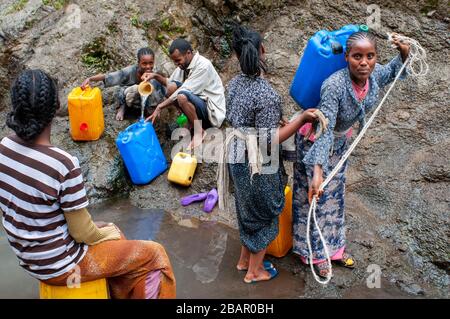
left=293, top=31, right=410, bottom=279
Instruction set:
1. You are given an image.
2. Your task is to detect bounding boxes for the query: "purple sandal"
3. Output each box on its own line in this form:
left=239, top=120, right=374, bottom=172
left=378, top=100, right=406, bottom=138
left=203, top=188, right=218, bottom=213
left=180, top=192, right=208, bottom=206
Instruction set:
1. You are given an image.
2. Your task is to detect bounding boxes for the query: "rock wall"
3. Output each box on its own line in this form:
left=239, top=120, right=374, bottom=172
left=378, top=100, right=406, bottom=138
left=0, top=0, right=448, bottom=297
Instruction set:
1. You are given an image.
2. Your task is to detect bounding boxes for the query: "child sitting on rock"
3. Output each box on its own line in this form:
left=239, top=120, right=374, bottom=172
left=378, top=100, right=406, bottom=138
left=81, top=47, right=167, bottom=121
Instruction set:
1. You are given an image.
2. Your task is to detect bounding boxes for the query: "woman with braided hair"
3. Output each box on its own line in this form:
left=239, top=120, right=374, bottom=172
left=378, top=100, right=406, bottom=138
left=225, top=25, right=317, bottom=284
left=0, top=69, right=175, bottom=298
left=81, top=47, right=168, bottom=121
left=292, top=31, right=410, bottom=278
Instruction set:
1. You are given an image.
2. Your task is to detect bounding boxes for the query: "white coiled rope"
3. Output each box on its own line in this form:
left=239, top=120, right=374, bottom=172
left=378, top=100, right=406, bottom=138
left=306, top=34, right=428, bottom=284
left=387, top=33, right=429, bottom=77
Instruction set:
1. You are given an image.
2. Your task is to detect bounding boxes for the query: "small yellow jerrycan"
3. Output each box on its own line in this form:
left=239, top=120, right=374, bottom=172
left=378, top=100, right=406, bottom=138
left=168, top=152, right=197, bottom=186
left=39, top=278, right=109, bottom=299
left=266, top=186, right=293, bottom=258
left=68, top=86, right=104, bottom=141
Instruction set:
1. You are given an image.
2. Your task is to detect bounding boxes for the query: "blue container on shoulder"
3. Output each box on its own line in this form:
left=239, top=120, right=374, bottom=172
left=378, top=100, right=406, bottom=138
left=116, top=119, right=167, bottom=185
left=290, top=24, right=368, bottom=109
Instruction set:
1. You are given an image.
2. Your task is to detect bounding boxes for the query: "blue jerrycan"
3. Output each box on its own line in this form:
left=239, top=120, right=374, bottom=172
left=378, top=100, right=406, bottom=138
left=116, top=119, right=167, bottom=185
left=290, top=24, right=367, bottom=109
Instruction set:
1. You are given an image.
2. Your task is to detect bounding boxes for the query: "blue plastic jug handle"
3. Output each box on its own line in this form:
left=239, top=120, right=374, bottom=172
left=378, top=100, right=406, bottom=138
left=320, top=35, right=330, bottom=45
left=121, top=133, right=131, bottom=144
left=333, top=25, right=359, bottom=38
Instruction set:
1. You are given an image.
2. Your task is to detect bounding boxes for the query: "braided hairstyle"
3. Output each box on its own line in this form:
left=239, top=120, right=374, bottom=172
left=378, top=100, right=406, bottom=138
left=7, top=69, right=59, bottom=141
left=346, top=31, right=378, bottom=54
left=137, top=47, right=155, bottom=63
left=232, top=25, right=266, bottom=77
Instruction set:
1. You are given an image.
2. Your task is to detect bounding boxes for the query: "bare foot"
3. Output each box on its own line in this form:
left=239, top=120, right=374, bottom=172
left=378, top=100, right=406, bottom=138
left=238, top=261, right=275, bottom=272
left=244, top=269, right=273, bottom=283
left=115, top=105, right=125, bottom=121
left=236, top=259, right=249, bottom=271
left=187, top=130, right=206, bottom=150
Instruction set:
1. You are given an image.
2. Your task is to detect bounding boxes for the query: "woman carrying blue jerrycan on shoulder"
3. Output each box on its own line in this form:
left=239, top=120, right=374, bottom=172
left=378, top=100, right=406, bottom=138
left=292, top=31, right=410, bottom=279
left=221, top=24, right=318, bottom=284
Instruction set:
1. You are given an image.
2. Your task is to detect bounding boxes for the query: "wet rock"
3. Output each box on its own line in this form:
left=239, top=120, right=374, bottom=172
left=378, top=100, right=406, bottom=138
left=398, top=281, right=426, bottom=296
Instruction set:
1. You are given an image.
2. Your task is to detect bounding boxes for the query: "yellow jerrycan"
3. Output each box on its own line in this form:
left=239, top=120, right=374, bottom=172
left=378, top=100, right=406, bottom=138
left=266, top=186, right=293, bottom=258
left=68, top=86, right=104, bottom=141
left=39, top=278, right=109, bottom=299
left=168, top=152, right=197, bottom=186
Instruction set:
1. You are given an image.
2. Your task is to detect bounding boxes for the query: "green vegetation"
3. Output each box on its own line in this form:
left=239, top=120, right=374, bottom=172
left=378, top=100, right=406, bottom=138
left=420, top=0, right=439, bottom=14
left=153, top=16, right=186, bottom=56
left=129, top=12, right=152, bottom=31
left=161, top=45, right=169, bottom=56
left=5, top=0, right=28, bottom=15
left=126, top=10, right=186, bottom=57
left=161, top=17, right=171, bottom=31
left=219, top=37, right=231, bottom=58
left=219, top=21, right=234, bottom=59
left=107, top=22, right=119, bottom=34
left=156, top=33, right=166, bottom=44
left=81, top=37, right=114, bottom=72
left=130, top=14, right=139, bottom=28
left=42, top=0, right=67, bottom=10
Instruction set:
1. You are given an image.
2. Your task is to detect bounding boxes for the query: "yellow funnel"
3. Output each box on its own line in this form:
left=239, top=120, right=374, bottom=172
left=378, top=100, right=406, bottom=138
left=138, top=81, right=154, bottom=96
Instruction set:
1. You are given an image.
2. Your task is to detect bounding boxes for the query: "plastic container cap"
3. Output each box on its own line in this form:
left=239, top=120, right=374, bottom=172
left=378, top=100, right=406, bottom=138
left=359, top=24, right=369, bottom=32
left=80, top=122, right=88, bottom=131
left=177, top=114, right=188, bottom=127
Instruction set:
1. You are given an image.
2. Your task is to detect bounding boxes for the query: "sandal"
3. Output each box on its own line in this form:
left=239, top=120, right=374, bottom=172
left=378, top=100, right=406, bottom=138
left=334, top=252, right=355, bottom=269
left=180, top=192, right=208, bottom=206
left=313, top=260, right=331, bottom=279
left=203, top=188, right=218, bottom=213
left=244, top=267, right=278, bottom=284
left=236, top=260, right=274, bottom=272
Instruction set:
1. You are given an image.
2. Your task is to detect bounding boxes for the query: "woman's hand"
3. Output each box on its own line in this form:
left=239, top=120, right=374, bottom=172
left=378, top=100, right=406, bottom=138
left=146, top=105, right=161, bottom=123
left=308, top=165, right=324, bottom=204
left=391, top=33, right=410, bottom=62
left=301, top=108, right=318, bottom=124
left=279, top=118, right=289, bottom=127
left=141, top=72, right=155, bottom=82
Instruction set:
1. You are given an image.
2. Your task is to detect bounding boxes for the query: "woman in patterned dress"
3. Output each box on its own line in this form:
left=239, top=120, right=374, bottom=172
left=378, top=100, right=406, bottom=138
left=226, top=25, right=317, bottom=283
left=293, top=32, right=411, bottom=278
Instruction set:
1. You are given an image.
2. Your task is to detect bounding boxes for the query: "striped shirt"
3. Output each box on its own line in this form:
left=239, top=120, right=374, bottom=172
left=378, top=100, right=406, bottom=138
left=0, top=135, right=89, bottom=280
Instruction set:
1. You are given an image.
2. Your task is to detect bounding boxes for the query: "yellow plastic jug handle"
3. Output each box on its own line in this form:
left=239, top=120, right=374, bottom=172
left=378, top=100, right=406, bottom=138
left=81, top=84, right=91, bottom=96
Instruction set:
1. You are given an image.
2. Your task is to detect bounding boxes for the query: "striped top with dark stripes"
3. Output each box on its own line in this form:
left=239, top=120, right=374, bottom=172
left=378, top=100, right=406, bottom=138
left=0, top=135, right=88, bottom=280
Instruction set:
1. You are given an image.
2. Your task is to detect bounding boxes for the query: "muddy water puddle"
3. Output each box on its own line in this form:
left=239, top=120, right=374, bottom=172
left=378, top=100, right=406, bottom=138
left=0, top=198, right=415, bottom=299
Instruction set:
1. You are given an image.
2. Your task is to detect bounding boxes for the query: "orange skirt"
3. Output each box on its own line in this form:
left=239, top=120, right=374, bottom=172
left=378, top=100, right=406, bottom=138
left=43, top=232, right=176, bottom=299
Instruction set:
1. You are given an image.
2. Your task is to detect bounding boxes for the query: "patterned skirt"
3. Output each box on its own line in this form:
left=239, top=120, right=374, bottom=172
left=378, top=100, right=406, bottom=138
left=229, top=162, right=285, bottom=253
left=292, top=132, right=348, bottom=262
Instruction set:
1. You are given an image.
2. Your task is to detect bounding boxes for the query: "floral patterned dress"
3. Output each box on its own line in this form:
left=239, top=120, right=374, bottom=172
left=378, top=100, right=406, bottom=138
left=293, top=55, right=406, bottom=262
left=226, top=74, right=286, bottom=253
